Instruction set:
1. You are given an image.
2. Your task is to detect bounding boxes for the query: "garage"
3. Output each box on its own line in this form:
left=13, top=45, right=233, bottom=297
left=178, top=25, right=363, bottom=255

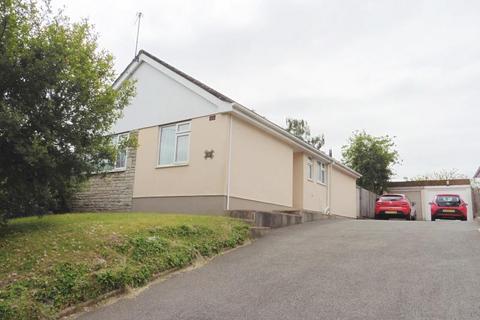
left=387, top=179, right=473, bottom=221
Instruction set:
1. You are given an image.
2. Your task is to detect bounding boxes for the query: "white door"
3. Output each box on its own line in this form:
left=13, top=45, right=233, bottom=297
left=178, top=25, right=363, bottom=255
left=423, top=186, right=473, bottom=221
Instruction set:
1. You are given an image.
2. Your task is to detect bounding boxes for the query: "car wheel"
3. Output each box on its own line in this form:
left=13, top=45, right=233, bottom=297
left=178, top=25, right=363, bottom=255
left=406, top=216, right=411, bottom=221
left=431, top=217, right=436, bottom=221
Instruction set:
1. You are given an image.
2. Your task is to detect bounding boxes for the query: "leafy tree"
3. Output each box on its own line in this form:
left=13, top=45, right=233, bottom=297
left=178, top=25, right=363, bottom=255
left=0, top=0, right=135, bottom=223
left=285, top=118, right=325, bottom=149
left=342, top=131, right=400, bottom=194
left=412, top=169, right=468, bottom=181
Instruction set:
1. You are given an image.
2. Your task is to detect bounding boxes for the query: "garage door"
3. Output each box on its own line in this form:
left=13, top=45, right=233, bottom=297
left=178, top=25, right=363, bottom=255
left=423, top=186, right=473, bottom=221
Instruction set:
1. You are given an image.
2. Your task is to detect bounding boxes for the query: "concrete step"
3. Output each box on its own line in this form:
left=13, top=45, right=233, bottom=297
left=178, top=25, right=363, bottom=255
left=241, top=219, right=255, bottom=226
left=274, top=210, right=325, bottom=223
left=250, top=226, right=271, bottom=238
left=254, top=211, right=302, bottom=228
left=228, top=210, right=255, bottom=221
left=227, top=210, right=304, bottom=228
left=226, top=209, right=334, bottom=229
left=274, top=209, right=303, bottom=215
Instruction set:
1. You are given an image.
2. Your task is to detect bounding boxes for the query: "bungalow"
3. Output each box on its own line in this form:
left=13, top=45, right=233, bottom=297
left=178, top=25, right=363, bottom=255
left=72, top=50, right=361, bottom=218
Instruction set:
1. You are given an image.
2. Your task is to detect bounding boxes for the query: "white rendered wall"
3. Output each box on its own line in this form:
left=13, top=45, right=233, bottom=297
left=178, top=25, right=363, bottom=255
left=113, top=62, right=230, bottom=133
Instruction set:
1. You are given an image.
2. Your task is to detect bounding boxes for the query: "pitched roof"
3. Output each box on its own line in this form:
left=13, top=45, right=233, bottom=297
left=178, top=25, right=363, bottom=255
left=139, top=50, right=235, bottom=104
left=114, top=50, right=361, bottom=178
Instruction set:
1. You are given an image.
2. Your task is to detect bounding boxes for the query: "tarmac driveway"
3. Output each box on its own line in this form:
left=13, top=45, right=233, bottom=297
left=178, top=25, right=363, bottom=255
left=79, top=219, right=480, bottom=320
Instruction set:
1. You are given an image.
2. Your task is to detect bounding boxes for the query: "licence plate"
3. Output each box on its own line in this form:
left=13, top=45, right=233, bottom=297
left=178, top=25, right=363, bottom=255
left=443, top=209, right=455, bottom=213
left=385, top=211, right=397, bottom=214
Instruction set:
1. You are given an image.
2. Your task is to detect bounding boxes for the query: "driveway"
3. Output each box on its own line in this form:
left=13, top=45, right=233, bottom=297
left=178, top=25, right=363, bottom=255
left=79, top=219, right=480, bottom=320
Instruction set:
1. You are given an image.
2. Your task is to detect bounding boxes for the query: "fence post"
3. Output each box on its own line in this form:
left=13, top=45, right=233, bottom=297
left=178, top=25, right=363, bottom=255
left=356, top=186, right=377, bottom=219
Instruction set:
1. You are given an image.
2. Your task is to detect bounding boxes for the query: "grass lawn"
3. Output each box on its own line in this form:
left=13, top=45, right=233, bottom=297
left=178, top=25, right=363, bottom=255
left=0, top=213, right=249, bottom=319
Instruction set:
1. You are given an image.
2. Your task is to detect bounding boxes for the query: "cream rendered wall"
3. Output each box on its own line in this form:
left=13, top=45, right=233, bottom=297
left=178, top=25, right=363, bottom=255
left=132, top=114, right=230, bottom=198
left=229, top=116, right=293, bottom=208
left=301, top=154, right=328, bottom=212
left=330, top=166, right=357, bottom=218
left=292, top=153, right=304, bottom=209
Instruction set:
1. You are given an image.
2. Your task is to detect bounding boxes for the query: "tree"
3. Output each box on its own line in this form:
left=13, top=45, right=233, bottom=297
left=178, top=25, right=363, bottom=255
left=285, top=118, right=325, bottom=149
left=342, top=131, right=400, bottom=194
left=412, top=169, right=468, bottom=181
left=0, top=0, right=135, bottom=223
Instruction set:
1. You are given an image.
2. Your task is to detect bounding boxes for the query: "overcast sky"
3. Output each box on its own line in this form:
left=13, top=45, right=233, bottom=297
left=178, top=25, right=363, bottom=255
left=53, top=0, right=480, bottom=180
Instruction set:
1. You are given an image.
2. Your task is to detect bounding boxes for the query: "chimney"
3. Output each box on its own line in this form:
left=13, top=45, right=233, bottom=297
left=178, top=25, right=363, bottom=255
left=328, top=149, right=333, bottom=157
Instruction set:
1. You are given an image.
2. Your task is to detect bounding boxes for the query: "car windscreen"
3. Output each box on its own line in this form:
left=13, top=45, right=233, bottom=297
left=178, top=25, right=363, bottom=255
left=379, top=195, right=403, bottom=202
left=436, top=196, right=460, bottom=206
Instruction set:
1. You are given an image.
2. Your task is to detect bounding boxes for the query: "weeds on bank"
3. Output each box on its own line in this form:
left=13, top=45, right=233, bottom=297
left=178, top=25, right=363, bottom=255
left=0, top=214, right=249, bottom=319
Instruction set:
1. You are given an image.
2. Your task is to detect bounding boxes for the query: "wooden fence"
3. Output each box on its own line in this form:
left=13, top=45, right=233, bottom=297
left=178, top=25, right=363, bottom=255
left=356, top=187, right=377, bottom=219
left=473, top=187, right=480, bottom=219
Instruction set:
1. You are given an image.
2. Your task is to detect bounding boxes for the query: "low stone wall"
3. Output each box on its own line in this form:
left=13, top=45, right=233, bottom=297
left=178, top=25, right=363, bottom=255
left=71, top=146, right=137, bottom=212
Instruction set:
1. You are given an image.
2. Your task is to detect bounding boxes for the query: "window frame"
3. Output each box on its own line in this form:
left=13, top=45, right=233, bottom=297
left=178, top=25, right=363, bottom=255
left=114, top=132, right=129, bottom=170
left=101, top=132, right=129, bottom=172
left=306, top=158, right=314, bottom=181
left=316, top=161, right=327, bottom=185
left=157, top=121, right=191, bottom=167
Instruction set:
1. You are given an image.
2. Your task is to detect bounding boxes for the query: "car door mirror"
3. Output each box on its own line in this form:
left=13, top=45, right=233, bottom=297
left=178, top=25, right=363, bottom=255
left=428, top=202, right=434, bottom=205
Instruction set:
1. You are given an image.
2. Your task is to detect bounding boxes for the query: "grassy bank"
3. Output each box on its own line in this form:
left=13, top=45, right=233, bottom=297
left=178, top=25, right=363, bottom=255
left=0, top=213, right=249, bottom=319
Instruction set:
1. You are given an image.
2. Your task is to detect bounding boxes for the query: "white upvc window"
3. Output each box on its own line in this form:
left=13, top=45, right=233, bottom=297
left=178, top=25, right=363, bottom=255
left=101, top=132, right=129, bottom=172
left=113, top=133, right=129, bottom=170
left=158, top=121, right=191, bottom=166
left=307, top=158, right=313, bottom=181
left=317, top=161, right=327, bottom=184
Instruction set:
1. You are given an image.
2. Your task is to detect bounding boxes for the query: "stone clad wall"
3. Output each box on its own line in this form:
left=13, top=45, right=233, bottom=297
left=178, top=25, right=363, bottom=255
left=71, top=141, right=137, bottom=212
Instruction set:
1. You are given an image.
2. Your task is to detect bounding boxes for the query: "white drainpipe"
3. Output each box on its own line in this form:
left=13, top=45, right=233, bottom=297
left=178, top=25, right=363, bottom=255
left=226, top=115, right=233, bottom=210
left=326, top=162, right=333, bottom=215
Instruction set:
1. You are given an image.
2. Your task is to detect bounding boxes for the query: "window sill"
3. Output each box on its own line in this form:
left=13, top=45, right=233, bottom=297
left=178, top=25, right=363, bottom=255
left=316, top=181, right=327, bottom=186
left=307, top=178, right=314, bottom=182
left=156, top=163, right=189, bottom=169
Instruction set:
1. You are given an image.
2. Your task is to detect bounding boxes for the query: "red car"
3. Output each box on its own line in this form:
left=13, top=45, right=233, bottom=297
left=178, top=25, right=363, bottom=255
left=430, top=194, right=467, bottom=221
left=375, top=194, right=416, bottom=220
